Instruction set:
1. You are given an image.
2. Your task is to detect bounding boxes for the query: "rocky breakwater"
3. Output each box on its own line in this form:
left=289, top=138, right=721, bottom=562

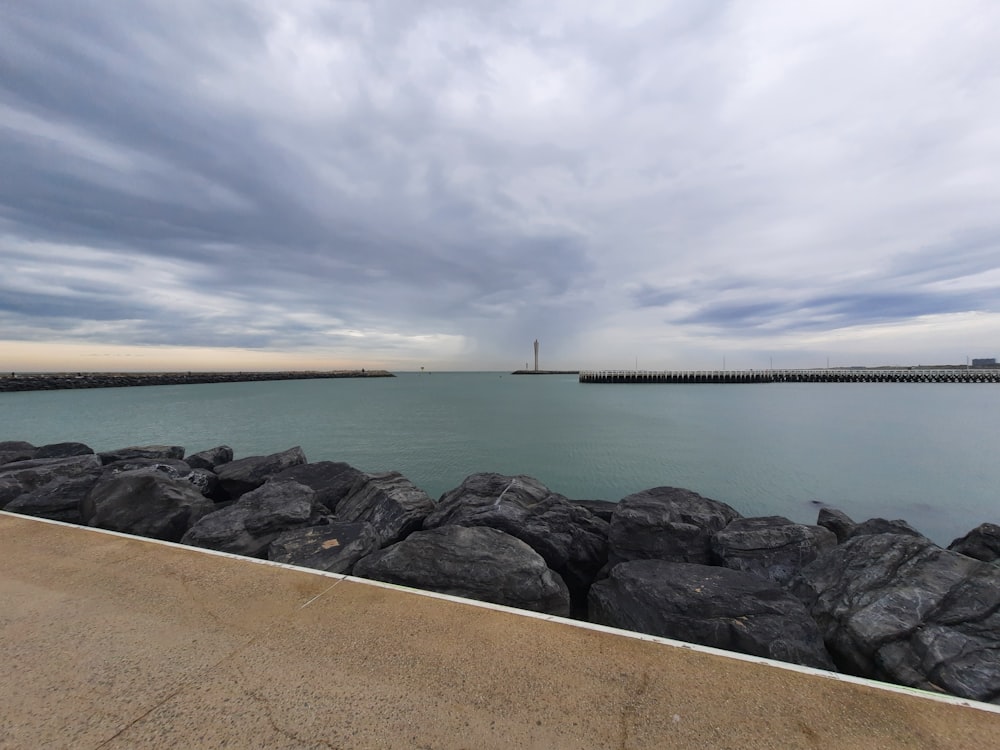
left=0, top=370, right=394, bottom=393
left=2, top=438, right=1000, bottom=704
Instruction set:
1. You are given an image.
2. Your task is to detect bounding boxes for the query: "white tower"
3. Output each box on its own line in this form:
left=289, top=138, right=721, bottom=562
left=533, top=339, right=539, bottom=372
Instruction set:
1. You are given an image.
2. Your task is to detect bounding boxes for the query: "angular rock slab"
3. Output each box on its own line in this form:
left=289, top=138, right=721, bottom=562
left=184, top=445, right=234, bottom=471
left=0, top=441, right=37, bottom=466
left=215, top=446, right=307, bottom=499
left=336, top=471, right=434, bottom=547
left=4, top=473, right=100, bottom=524
left=711, top=515, right=836, bottom=586
left=268, top=522, right=379, bottom=574
left=98, top=445, right=185, bottom=465
left=181, top=479, right=324, bottom=557
left=0, top=454, right=102, bottom=508
left=948, top=523, right=1000, bottom=564
left=353, top=525, right=571, bottom=616
left=272, top=461, right=366, bottom=513
left=816, top=507, right=857, bottom=543
left=84, top=472, right=215, bottom=542
left=589, top=559, right=834, bottom=670
left=33, top=442, right=94, bottom=459
left=423, top=473, right=608, bottom=605
left=792, top=532, right=1000, bottom=703
left=608, top=487, right=741, bottom=566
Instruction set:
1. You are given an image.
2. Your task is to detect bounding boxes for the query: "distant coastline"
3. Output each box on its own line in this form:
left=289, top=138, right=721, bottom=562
left=511, top=370, right=580, bottom=375
left=0, top=370, right=394, bottom=393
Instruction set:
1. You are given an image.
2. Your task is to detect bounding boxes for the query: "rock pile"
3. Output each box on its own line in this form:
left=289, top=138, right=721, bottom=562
left=2, top=438, right=998, bottom=704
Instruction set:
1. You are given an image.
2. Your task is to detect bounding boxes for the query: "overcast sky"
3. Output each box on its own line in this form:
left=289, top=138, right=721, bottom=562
left=2, top=1, right=999, bottom=371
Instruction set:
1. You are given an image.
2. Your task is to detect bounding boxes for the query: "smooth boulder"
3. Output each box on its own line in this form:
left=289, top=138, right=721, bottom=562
left=181, top=479, right=324, bottom=556
left=589, top=559, right=834, bottom=670
left=34, top=442, right=94, bottom=459
left=84, top=472, right=215, bottom=541
left=272, top=461, right=366, bottom=513
left=792, top=532, right=1000, bottom=703
left=268, top=522, right=379, bottom=574
left=336, top=471, right=434, bottom=547
left=816, top=507, right=857, bottom=543
left=184, top=445, right=234, bottom=471
left=0, top=454, right=102, bottom=508
left=0, top=441, right=37, bottom=465
left=215, top=446, right=307, bottom=499
left=353, top=525, right=571, bottom=616
left=423, top=473, right=608, bottom=607
left=608, top=487, right=741, bottom=567
left=711, top=516, right=836, bottom=586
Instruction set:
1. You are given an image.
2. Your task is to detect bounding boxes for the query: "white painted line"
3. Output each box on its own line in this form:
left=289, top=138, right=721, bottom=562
left=4, top=511, right=999, bottom=715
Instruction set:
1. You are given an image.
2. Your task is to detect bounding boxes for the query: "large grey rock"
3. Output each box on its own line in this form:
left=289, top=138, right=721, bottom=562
left=268, top=522, right=379, bottom=574
left=181, top=479, right=324, bottom=557
left=336, top=471, right=434, bottom=547
left=423, top=473, right=608, bottom=609
left=271, top=461, right=366, bottom=513
left=185, top=445, right=234, bottom=471
left=572, top=499, right=617, bottom=523
left=845, top=517, right=927, bottom=542
left=816, top=507, right=856, bottom=543
left=84, top=472, right=215, bottom=542
left=711, top=516, right=837, bottom=586
left=589, top=559, right=834, bottom=670
left=608, top=487, right=741, bottom=567
left=0, top=441, right=36, bottom=466
left=34, top=442, right=94, bottom=459
left=353, top=525, right=571, bottom=616
left=948, top=523, right=1000, bottom=564
left=98, top=458, right=221, bottom=500
left=5, top=472, right=100, bottom=523
left=0, top=454, right=102, bottom=508
left=98, top=445, right=185, bottom=465
left=215, top=446, right=307, bottom=499
left=792, top=533, right=1000, bottom=703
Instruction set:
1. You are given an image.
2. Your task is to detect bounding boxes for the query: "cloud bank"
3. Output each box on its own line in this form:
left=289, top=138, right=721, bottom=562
left=2, top=0, right=999, bottom=370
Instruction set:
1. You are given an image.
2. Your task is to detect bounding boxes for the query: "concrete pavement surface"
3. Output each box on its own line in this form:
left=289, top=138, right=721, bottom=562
left=2, top=511, right=999, bottom=749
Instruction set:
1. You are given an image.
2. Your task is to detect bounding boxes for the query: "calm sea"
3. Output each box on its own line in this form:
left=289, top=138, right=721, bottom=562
left=2, top=372, right=998, bottom=545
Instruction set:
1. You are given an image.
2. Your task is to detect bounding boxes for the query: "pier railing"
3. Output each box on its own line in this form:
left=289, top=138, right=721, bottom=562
left=579, top=369, right=1000, bottom=384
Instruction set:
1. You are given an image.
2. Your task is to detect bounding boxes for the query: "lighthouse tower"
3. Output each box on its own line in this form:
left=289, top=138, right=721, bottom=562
left=533, top=339, right=539, bottom=372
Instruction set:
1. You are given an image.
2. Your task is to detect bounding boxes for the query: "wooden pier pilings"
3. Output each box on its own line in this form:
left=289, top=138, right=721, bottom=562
left=579, top=369, right=1000, bottom=384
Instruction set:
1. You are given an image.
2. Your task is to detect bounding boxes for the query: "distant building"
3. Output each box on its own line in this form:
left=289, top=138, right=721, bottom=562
left=972, top=358, right=997, bottom=367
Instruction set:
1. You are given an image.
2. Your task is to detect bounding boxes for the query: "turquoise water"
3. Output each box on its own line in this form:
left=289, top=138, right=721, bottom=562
left=2, top=372, right=999, bottom=545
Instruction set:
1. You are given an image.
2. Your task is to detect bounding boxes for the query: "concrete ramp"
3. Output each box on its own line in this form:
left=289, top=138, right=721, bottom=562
left=2, top=512, right=999, bottom=749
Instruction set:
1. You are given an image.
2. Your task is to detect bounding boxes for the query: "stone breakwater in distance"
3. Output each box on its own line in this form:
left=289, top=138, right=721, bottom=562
left=2, top=438, right=1000, bottom=705
left=0, top=370, right=394, bottom=392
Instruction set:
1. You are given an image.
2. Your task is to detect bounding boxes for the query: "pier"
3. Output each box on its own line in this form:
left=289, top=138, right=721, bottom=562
left=0, top=370, right=394, bottom=393
left=580, top=368, right=1000, bottom=384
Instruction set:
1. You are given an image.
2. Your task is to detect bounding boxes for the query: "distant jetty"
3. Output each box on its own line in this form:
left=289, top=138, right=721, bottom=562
left=580, top=368, right=1000, bottom=384
left=0, top=370, right=394, bottom=393
left=511, top=370, right=580, bottom=375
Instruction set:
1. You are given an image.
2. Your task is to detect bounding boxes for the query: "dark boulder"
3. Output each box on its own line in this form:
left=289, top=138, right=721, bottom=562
left=353, top=525, right=571, bottom=616
left=215, top=446, right=307, bottom=499
left=608, top=487, right=741, bottom=567
left=792, top=533, right=1000, bottom=703
left=573, top=499, right=617, bottom=522
left=5, top=472, right=100, bottom=523
left=816, top=507, right=856, bottom=543
left=0, top=454, right=102, bottom=508
left=711, top=516, right=836, bottom=586
left=101, top=457, right=193, bottom=479
left=181, top=479, right=325, bottom=557
left=0, top=441, right=36, bottom=466
left=423, top=473, right=609, bottom=609
left=268, top=522, right=379, bottom=574
left=34, top=442, right=94, bottom=459
left=336, top=471, right=434, bottom=547
left=272, top=461, right=366, bottom=513
left=185, top=445, right=234, bottom=471
left=589, top=559, right=833, bottom=669
left=98, top=445, right=185, bottom=465
left=84, top=472, right=215, bottom=542
left=948, top=523, right=1000, bottom=564
left=844, top=517, right=928, bottom=542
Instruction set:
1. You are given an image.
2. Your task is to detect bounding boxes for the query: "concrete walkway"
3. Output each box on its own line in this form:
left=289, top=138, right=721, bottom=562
left=2, top=512, right=999, bottom=749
